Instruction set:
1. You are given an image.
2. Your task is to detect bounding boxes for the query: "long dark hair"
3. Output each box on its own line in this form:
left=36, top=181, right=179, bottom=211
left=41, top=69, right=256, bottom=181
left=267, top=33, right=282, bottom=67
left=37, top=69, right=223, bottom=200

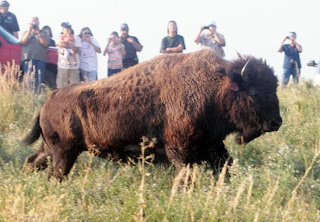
left=167, top=20, right=178, bottom=34
left=79, top=27, right=93, bottom=38
left=41, top=25, right=53, bottom=37
left=110, top=31, right=119, bottom=37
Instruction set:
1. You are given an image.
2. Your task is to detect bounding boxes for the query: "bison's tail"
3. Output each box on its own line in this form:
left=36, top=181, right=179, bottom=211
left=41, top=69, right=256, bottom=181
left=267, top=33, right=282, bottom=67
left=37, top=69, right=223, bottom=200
left=23, top=114, right=42, bottom=146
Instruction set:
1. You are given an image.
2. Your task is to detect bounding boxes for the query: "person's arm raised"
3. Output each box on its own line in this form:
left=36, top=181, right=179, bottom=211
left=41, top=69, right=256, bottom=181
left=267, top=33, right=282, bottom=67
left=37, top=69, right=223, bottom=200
left=127, top=37, right=143, bottom=52
left=20, top=24, right=33, bottom=45
left=278, top=37, right=287, bottom=52
left=194, top=27, right=205, bottom=44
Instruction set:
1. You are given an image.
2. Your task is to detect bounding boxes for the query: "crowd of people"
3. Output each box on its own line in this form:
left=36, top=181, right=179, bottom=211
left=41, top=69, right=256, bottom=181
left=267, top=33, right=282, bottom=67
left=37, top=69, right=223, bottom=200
left=0, top=0, right=303, bottom=92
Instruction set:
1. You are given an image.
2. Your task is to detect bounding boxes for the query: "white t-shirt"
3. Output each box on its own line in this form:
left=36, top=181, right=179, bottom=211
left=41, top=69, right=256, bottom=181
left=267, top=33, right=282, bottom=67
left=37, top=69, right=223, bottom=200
left=79, top=38, right=100, bottom=72
left=57, top=36, right=82, bottom=69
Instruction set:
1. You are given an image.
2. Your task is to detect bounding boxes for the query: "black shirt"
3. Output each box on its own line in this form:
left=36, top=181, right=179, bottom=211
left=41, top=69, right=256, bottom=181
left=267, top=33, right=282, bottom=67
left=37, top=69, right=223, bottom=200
left=0, top=12, right=19, bottom=35
left=49, top=38, right=56, bottom=47
left=121, top=35, right=141, bottom=59
left=282, top=44, right=301, bottom=69
left=160, top=35, right=186, bottom=52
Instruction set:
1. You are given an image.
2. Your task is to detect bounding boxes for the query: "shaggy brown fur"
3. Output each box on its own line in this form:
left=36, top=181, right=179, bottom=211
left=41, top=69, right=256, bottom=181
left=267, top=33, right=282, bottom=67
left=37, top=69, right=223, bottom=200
left=23, top=49, right=282, bottom=180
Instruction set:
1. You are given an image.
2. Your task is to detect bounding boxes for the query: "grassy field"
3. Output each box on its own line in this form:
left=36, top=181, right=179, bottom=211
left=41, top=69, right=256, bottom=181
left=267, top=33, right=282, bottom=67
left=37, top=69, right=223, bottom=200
left=0, top=66, right=319, bottom=222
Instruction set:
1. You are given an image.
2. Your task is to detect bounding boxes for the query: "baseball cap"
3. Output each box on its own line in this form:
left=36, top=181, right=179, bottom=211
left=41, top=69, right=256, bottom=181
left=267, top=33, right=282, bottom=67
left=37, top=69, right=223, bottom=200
left=0, top=1, right=10, bottom=7
left=120, top=23, right=129, bottom=30
left=61, top=22, right=72, bottom=29
left=209, top=20, right=217, bottom=27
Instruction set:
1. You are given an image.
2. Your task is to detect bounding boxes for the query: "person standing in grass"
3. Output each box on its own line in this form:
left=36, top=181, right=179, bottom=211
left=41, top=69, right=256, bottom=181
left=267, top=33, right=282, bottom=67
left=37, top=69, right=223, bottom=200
left=103, top=31, right=126, bottom=77
left=56, top=22, right=81, bottom=88
left=79, top=27, right=101, bottom=82
left=41, top=25, right=57, bottom=90
left=194, top=20, right=226, bottom=58
left=120, top=23, right=143, bottom=69
left=0, top=0, right=19, bottom=38
left=160, top=20, right=186, bottom=54
left=278, top=32, right=302, bottom=86
left=20, top=16, right=49, bottom=93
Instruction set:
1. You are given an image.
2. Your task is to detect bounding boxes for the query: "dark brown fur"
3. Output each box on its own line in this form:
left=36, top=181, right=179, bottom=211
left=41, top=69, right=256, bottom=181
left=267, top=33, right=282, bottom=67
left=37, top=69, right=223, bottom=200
left=23, top=49, right=282, bottom=180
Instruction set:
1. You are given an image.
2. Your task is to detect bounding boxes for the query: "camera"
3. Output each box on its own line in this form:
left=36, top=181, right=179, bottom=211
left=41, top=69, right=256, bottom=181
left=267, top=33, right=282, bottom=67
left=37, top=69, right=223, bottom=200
left=32, top=24, right=38, bottom=29
left=203, top=26, right=209, bottom=29
left=286, top=36, right=290, bottom=40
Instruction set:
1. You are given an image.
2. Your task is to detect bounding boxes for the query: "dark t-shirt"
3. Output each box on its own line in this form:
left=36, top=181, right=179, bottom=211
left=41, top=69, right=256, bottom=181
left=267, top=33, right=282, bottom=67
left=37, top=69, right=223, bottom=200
left=0, top=12, right=19, bottom=35
left=121, top=35, right=141, bottom=59
left=49, top=38, right=56, bottom=47
left=160, top=35, right=186, bottom=52
left=282, top=44, right=301, bottom=69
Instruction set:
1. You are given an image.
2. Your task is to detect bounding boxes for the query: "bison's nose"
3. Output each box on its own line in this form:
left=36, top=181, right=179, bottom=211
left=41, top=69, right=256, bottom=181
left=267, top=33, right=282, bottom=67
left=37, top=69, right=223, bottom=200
left=270, top=116, right=282, bottom=131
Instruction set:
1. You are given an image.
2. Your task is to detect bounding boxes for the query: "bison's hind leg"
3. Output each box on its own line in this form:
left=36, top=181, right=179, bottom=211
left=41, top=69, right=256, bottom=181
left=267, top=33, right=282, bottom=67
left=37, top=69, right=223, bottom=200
left=51, top=148, right=82, bottom=182
left=23, top=142, right=52, bottom=172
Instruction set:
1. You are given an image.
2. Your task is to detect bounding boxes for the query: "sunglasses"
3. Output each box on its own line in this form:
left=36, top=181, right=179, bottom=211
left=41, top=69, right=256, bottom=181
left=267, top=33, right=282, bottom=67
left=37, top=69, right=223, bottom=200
left=83, top=32, right=91, bottom=35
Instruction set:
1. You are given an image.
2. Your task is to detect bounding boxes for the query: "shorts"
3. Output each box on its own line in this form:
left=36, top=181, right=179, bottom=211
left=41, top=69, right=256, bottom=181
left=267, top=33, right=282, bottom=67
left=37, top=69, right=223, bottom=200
left=56, top=68, right=80, bottom=88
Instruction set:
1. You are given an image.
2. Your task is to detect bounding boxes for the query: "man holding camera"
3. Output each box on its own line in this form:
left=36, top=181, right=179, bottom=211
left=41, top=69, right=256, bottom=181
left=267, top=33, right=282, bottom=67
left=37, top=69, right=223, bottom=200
left=278, top=32, right=302, bottom=86
left=21, top=16, right=49, bottom=93
left=194, top=20, right=225, bottom=58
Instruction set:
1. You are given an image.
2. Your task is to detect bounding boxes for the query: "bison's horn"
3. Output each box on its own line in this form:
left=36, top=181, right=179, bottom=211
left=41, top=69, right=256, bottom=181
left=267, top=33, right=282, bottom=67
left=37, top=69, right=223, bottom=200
left=241, top=59, right=252, bottom=80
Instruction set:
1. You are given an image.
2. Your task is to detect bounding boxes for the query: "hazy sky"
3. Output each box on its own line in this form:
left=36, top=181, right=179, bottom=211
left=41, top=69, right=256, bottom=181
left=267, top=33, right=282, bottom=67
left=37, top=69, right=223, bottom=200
left=10, top=0, right=320, bottom=79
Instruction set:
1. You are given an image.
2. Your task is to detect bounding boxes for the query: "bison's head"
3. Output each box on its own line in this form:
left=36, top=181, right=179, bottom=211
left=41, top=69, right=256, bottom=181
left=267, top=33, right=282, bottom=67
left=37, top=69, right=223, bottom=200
left=225, top=57, right=282, bottom=144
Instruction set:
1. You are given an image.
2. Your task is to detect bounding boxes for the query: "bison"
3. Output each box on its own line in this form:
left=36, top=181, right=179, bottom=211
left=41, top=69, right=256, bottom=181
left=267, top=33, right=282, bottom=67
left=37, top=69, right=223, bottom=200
left=23, top=49, right=282, bottom=180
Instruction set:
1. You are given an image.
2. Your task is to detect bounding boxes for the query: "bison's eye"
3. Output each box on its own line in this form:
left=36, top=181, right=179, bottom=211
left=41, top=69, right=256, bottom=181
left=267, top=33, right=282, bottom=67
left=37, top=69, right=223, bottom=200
left=249, top=90, right=258, bottom=99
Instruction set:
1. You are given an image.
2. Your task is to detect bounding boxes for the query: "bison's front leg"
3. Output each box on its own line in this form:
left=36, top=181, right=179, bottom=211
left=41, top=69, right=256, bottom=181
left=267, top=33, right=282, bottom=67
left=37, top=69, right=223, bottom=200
left=165, top=145, right=196, bottom=165
left=197, top=140, right=233, bottom=175
left=210, top=142, right=233, bottom=175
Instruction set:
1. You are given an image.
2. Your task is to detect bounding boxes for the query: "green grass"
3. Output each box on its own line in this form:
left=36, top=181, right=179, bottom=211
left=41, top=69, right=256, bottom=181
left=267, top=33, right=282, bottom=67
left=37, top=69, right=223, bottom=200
left=0, top=67, right=319, bottom=221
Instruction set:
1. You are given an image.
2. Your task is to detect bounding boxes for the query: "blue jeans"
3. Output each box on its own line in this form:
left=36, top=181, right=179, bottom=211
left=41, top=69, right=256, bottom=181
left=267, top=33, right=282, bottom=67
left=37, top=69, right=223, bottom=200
left=108, top=68, right=122, bottom=77
left=79, top=69, right=97, bottom=82
left=282, top=67, right=300, bottom=86
left=23, top=59, right=46, bottom=93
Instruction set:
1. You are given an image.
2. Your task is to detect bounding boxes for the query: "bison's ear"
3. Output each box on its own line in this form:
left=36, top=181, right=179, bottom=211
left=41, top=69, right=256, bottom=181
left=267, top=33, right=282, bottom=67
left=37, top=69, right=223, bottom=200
left=218, top=67, right=240, bottom=91
left=215, top=67, right=227, bottom=75
left=230, top=82, right=239, bottom=91
left=229, top=73, right=242, bottom=91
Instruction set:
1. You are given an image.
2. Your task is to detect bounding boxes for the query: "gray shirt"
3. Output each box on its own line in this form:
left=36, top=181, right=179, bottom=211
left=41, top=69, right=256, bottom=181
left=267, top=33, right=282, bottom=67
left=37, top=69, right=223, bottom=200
left=199, top=31, right=225, bottom=58
left=21, top=30, right=49, bottom=62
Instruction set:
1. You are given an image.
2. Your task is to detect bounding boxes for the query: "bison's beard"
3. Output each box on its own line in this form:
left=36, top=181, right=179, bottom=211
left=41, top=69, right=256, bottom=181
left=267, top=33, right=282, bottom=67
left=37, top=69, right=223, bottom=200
left=236, top=128, right=264, bottom=144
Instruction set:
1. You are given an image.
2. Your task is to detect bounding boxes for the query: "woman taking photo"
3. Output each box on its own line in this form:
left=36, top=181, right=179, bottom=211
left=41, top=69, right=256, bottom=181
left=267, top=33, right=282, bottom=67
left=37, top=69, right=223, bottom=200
left=79, top=27, right=101, bottom=82
left=103, top=31, right=126, bottom=77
